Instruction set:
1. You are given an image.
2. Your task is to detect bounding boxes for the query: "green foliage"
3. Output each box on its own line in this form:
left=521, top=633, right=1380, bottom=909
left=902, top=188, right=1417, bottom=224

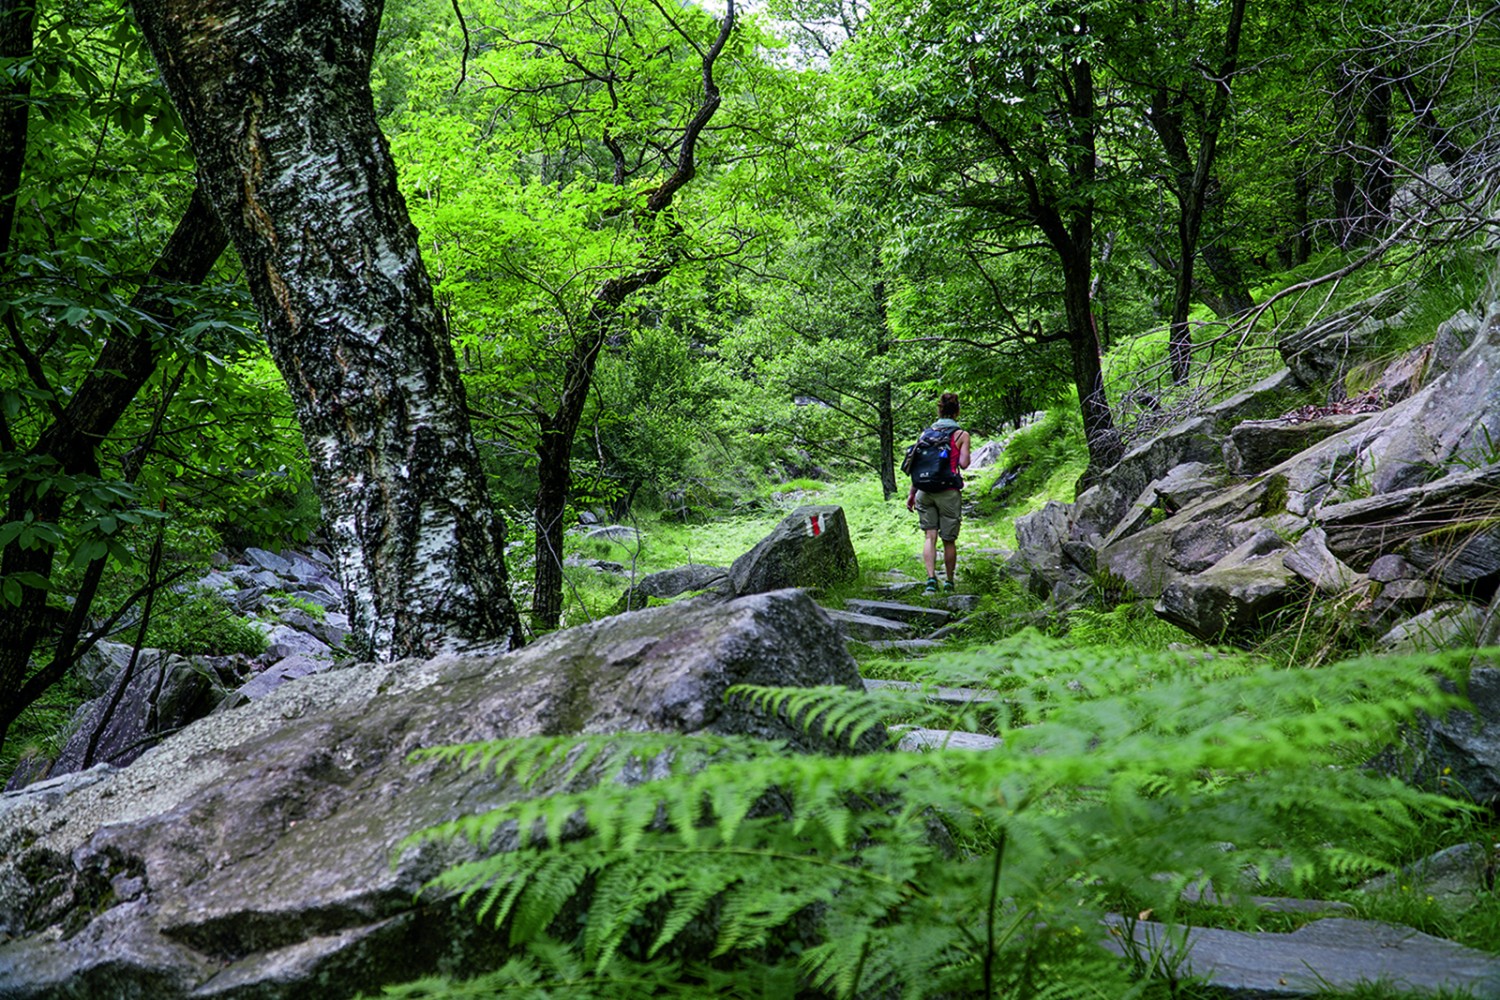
left=139, top=590, right=266, bottom=657
left=1065, top=602, right=1194, bottom=654
left=385, top=639, right=1470, bottom=998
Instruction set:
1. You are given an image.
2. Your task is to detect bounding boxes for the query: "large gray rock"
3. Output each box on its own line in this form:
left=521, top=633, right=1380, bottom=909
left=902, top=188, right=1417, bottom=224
left=1396, top=666, right=1500, bottom=806
left=0, top=590, right=866, bottom=1000
left=1106, top=916, right=1500, bottom=998
left=1224, top=411, right=1375, bottom=476
left=1155, top=530, right=1300, bottom=642
left=612, top=563, right=730, bottom=613
left=1277, top=283, right=1414, bottom=390
left=1071, top=417, right=1225, bottom=542
left=1320, top=465, right=1500, bottom=572
left=36, top=652, right=231, bottom=783
left=728, top=505, right=858, bottom=596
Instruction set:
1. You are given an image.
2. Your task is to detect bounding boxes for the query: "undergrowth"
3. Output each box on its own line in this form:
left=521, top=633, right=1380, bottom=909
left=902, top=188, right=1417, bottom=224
left=371, top=638, right=1475, bottom=999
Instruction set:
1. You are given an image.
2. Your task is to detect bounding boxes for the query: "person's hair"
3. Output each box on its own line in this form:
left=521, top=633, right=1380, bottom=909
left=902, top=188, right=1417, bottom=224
left=938, top=392, right=960, bottom=418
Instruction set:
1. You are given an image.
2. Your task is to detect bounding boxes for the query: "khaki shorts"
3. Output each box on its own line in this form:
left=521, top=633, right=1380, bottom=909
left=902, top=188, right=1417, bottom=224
left=916, top=488, right=962, bottom=542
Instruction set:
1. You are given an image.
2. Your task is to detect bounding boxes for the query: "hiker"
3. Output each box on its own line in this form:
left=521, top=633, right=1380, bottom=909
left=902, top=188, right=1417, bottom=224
left=903, top=392, right=971, bottom=594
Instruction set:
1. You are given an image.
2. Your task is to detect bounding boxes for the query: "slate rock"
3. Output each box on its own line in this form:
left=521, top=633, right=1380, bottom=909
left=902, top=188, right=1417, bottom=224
left=893, top=728, right=1002, bottom=751
left=1277, top=283, right=1413, bottom=389
left=1282, top=526, right=1362, bottom=594
left=0, top=590, right=870, bottom=999
left=1396, top=665, right=1500, bottom=806
left=825, top=609, right=913, bottom=641
left=585, top=525, right=639, bottom=544
left=1377, top=602, right=1484, bottom=654
left=1368, top=554, right=1418, bottom=583
left=728, top=505, right=858, bottom=596
left=612, top=563, right=730, bottom=613
left=969, top=439, right=1007, bottom=469
left=261, top=624, right=332, bottom=661
left=231, top=654, right=338, bottom=703
left=1362, top=843, right=1497, bottom=911
left=243, top=547, right=294, bottom=576
left=42, top=652, right=228, bottom=780
left=1105, top=916, right=1500, bottom=998
left=1155, top=530, right=1299, bottom=642
left=1224, top=412, right=1375, bottom=476
left=842, top=599, right=950, bottom=627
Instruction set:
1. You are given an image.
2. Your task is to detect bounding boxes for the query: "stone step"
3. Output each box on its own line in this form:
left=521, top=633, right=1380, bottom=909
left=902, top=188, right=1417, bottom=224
left=890, top=726, right=1002, bottom=751
left=843, top=599, right=951, bottom=626
left=863, top=678, right=997, bottom=704
left=870, top=581, right=925, bottom=597
left=1102, top=916, right=1500, bottom=998
left=929, top=618, right=970, bottom=640
left=825, top=609, right=914, bottom=641
left=863, top=639, right=944, bottom=654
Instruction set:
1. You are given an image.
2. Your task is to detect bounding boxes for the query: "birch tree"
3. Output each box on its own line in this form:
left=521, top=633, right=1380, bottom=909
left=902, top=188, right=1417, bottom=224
left=129, top=0, right=524, bottom=659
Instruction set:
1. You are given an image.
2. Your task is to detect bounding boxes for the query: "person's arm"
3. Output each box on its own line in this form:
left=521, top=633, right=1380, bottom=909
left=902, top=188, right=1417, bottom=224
left=906, top=485, right=917, bottom=511
left=957, top=430, right=972, bottom=469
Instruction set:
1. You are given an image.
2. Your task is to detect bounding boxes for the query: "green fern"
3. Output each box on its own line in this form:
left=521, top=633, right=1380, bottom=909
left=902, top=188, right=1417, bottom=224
left=378, top=638, right=1474, bottom=999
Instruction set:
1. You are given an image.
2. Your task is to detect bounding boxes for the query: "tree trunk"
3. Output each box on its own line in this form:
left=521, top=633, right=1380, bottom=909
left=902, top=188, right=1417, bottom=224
left=130, top=0, right=524, bottom=660
left=0, top=0, right=33, bottom=248
left=531, top=323, right=608, bottom=630
left=1063, top=248, right=1123, bottom=480
left=0, top=187, right=229, bottom=759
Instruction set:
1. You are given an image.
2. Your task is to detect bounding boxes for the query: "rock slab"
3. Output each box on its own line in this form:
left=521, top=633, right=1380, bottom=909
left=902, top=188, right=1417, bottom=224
left=0, top=590, right=865, bottom=1000
left=1105, top=916, right=1500, bottom=998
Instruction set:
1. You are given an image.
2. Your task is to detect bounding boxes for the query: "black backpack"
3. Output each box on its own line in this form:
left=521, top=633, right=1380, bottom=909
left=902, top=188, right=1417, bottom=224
left=902, top=425, right=963, bottom=492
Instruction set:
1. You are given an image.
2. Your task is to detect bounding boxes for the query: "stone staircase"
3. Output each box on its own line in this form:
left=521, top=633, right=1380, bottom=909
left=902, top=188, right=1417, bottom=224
left=823, top=582, right=1500, bottom=1000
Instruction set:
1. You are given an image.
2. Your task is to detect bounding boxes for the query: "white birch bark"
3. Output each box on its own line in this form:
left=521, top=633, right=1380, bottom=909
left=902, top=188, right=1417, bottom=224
left=131, top=0, right=524, bottom=660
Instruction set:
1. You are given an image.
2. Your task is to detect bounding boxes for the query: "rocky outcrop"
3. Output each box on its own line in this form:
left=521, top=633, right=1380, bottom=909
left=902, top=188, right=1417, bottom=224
left=728, top=505, right=859, bottom=596
left=0, top=589, right=867, bottom=1000
left=612, top=563, right=731, bottom=613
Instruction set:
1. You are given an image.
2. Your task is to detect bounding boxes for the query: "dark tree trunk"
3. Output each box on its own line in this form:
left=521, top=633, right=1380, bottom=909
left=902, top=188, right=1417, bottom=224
left=1357, top=68, right=1395, bottom=239
left=531, top=321, right=609, bottom=630
left=1199, top=180, right=1254, bottom=316
left=1396, top=69, right=1464, bottom=168
left=130, top=0, right=524, bottom=660
left=0, top=0, right=33, bottom=248
left=0, top=188, right=229, bottom=758
left=1145, top=0, right=1246, bottom=384
left=527, top=2, right=734, bottom=629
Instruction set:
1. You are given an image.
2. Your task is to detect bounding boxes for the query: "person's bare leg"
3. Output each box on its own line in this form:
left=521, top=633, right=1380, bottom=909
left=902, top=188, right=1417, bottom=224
left=923, top=530, right=939, bottom=580
left=943, top=540, right=958, bottom=583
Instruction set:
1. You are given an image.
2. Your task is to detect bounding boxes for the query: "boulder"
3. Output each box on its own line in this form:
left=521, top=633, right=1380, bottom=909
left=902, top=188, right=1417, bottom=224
left=728, top=505, right=858, bottom=596
left=1224, top=411, right=1375, bottom=476
left=1376, top=602, right=1484, bottom=653
left=37, top=652, right=230, bottom=782
left=231, top=653, right=338, bottom=703
left=0, top=590, right=868, bottom=1000
left=1155, top=530, right=1301, bottom=642
left=612, top=563, right=730, bottom=613
left=1361, top=843, right=1496, bottom=911
left=1071, top=417, right=1224, bottom=542
left=1106, top=916, right=1500, bottom=998
left=969, top=439, right=1006, bottom=470
left=1277, top=283, right=1413, bottom=390
left=1430, top=309, right=1483, bottom=375
left=1320, top=465, right=1500, bottom=572
left=1394, top=665, right=1500, bottom=806
left=1282, top=526, right=1362, bottom=595
left=1100, top=461, right=1223, bottom=549
left=585, top=525, right=640, bottom=544
left=1015, top=501, right=1092, bottom=602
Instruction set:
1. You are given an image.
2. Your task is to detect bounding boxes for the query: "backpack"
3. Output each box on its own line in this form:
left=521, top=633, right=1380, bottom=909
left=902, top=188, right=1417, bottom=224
left=902, top=425, right=963, bottom=492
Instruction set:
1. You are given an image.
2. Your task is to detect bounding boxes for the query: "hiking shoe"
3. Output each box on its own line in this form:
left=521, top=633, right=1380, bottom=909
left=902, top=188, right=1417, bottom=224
left=923, top=577, right=939, bottom=594
left=943, top=580, right=955, bottom=593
